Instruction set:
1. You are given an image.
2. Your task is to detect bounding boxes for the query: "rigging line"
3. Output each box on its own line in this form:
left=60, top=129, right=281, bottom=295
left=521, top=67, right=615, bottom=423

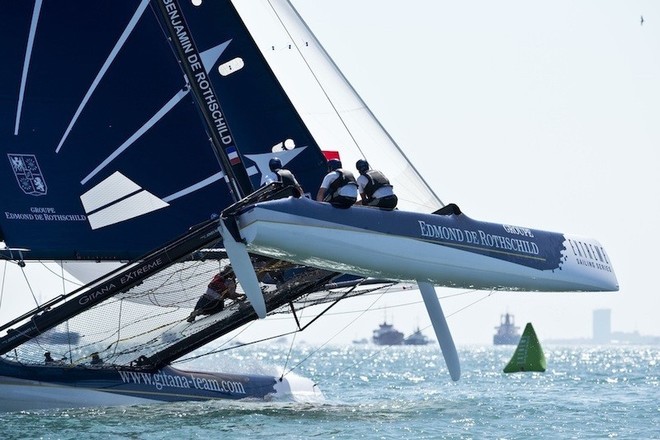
left=304, top=288, right=481, bottom=319
left=0, top=261, right=7, bottom=311
left=109, top=299, right=125, bottom=360
left=413, top=290, right=495, bottom=337
left=176, top=284, right=326, bottom=364
left=445, top=289, right=494, bottom=319
left=280, top=284, right=386, bottom=378
left=269, top=0, right=445, bottom=207
left=168, top=310, right=255, bottom=363
left=210, top=318, right=258, bottom=350
left=178, top=283, right=385, bottom=367
left=280, top=326, right=299, bottom=380
left=59, top=262, right=74, bottom=363
left=262, top=282, right=410, bottom=320
left=282, top=287, right=485, bottom=378
left=14, top=0, right=42, bottom=135
left=279, top=292, right=313, bottom=379
left=19, top=265, right=40, bottom=308
left=59, top=262, right=66, bottom=295
left=173, top=309, right=261, bottom=363
left=173, top=328, right=301, bottom=364
left=324, top=294, right=461, bottom=378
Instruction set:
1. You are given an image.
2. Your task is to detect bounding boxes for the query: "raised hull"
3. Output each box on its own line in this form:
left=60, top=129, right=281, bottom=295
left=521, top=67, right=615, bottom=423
left=0, top=359, right=322, bottom=412
left=229, top=198, right=618, bottom=292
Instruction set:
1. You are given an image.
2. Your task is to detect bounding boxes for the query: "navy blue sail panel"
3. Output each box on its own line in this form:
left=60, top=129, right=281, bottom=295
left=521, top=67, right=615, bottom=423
left=0, top=1, right=228, bottom=260
left=0, top=1, right=327, bottom=261
left=174, top=0, right=329, bottom=191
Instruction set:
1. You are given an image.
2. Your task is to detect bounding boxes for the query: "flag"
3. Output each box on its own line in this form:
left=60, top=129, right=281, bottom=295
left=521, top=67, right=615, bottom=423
left=322, top=150, right=340, bottom=161
left=226, top=146, right=241, bottom=165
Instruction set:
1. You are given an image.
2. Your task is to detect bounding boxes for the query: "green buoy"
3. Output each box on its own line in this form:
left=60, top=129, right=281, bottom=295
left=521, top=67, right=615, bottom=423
left=503, top=322, right=546, bottom=373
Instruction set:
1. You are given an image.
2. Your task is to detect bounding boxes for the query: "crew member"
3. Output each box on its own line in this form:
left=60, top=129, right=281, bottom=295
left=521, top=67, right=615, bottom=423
left=266, top=157, right=304, bottom=197
left=187, top=270, right=244, bottom=322
left=355, top=159, right=398, bottom=210
left=316, top=159, right=358, bottom=208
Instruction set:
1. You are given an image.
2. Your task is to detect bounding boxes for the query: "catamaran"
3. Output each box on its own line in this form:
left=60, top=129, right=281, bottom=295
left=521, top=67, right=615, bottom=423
left=0, top=0, right=617, bottom=411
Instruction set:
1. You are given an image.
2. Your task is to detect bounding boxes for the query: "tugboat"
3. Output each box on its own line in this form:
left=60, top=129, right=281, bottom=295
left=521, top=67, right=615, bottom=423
left=493, top=313, right=521, bottom=345
left=404, top=327, right=431, bottom=345
left=372, top=320, right=404, bottom=345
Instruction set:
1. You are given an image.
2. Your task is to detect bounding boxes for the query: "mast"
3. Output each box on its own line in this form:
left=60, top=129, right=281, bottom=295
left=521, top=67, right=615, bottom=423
left=152, top=0, right=253, bottom=201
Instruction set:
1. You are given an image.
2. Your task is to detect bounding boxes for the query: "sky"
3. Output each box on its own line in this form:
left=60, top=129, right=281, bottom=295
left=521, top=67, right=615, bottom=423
left=278, top=0, right=660, bottom=345
left=1, top=0, right=659, bottom=350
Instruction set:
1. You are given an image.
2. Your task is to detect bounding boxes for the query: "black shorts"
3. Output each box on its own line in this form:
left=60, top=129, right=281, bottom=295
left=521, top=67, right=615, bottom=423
left=193, top=296, right=224, bottom=315
left=368, top=194, right=398, bottom=210
left=329, top=195, right=357, bottom=209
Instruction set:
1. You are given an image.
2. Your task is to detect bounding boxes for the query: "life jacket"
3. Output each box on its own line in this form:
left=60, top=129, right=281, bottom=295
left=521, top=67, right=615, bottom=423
left=275, top=169, right=297, bottom=187
left=275, top=169, right=302, bottom=197
left=208, top=274, right=231, bottom=296
left=363, top=170, right=392, bottom=200
left=326, top=169, right=357, bottom=200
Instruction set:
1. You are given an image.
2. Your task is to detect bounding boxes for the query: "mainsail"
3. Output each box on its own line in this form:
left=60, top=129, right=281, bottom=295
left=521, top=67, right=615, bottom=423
left=1, top=1, right=323, bottom=261
left=1, top=0, right=437, bottom=262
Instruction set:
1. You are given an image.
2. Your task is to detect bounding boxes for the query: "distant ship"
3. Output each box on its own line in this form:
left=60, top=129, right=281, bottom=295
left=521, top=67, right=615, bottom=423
left=372, top=320, right=404, bottom=345
left=404, top=327, right=431, bottom=346
left=494, top=313, right=521, bottom=345
left=352, top=337, right=369, bottom=345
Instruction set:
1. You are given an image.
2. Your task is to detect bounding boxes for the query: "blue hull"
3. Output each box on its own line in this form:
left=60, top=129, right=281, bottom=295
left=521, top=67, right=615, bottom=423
left=0, top=358, right=307, bottom=411
left=231, top=197, right=619, bottom=292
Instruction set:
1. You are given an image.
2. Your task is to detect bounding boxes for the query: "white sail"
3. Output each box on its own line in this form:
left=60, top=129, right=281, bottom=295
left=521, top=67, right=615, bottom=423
left=234, top=0, right=443, bottom=212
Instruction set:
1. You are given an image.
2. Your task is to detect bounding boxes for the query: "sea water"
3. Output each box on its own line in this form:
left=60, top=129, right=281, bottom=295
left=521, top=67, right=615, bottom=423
left=1, top=345, right=658, bottom=439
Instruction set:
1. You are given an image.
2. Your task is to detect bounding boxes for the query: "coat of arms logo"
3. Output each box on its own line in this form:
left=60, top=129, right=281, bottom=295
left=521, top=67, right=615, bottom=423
left=8, top=154, right=48, bottom=196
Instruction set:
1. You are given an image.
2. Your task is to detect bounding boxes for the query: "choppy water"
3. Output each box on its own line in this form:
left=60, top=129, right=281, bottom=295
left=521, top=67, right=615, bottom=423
left=1, top=345, right=658, bottom=439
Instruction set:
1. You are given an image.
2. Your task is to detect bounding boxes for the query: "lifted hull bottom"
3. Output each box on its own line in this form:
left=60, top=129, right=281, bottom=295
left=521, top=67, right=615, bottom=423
left=233, top=198, right=619, bottom=292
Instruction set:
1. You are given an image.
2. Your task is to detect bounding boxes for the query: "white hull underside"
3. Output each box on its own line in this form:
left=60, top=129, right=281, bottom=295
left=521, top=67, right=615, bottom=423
left=237, top=205, right=618, bottom=292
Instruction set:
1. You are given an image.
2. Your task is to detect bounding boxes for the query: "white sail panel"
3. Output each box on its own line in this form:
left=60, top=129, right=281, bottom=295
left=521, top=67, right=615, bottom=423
left=87, top=190, right=169, bottom=230
left=80, top=171, right=141, bottom=213
left=233, top=0, right=443, bottom=212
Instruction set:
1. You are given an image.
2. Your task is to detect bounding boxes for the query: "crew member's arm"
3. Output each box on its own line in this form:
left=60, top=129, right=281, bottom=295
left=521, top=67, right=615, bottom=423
left=224, top=279, right=237, bottom=299
left=356, top=175, right=367, bottom=205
